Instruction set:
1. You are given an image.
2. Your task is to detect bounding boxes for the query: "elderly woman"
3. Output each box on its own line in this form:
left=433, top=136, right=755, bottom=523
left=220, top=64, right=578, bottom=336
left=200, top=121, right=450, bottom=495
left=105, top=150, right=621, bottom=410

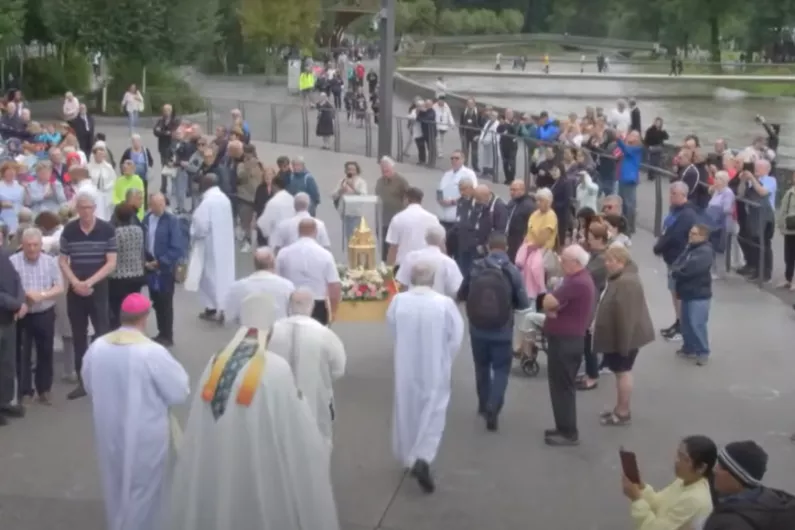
left=120, top=134, right=154, bottom=200
left=592, top=245, right=654, bottom=426
left=0, top=161, right=24, bottom=234
left=60, top=134, right=87, bottom=164
left=515, top=188, right=558, bottom=300
left=113, top=160, right=145, bottom=219
left=108, top=203, right=146, bottom=329
left=707, top=170, right=736, bottom=277
left=26, top=160, right=67, bottom=214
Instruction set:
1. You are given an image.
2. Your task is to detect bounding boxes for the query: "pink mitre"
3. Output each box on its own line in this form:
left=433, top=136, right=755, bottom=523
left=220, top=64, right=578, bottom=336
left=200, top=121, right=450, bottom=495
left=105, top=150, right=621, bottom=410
left=120, top=293, right=152, bottom=314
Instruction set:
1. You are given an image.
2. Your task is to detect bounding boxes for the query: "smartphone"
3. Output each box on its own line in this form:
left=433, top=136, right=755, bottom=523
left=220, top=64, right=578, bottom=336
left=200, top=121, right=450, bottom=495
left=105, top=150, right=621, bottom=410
left=743, top=161, right=755, bottom=173
left=620, top=447, right=642, bottom=484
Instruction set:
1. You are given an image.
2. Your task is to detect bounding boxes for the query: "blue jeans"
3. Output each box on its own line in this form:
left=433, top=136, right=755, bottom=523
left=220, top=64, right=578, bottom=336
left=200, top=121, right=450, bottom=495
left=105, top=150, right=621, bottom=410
left=618, top=181, right=637, bottom=233
left=456, top=248, right=476, bottom=280
left=127, top=110, right=138, bottom=133
left=470, top=332, right=513, bottom=414
left=681, top=298, right=710, bottom=356
left=343, top=215, right=361, bottom=246
left=173, top=169, right=189, bottom=212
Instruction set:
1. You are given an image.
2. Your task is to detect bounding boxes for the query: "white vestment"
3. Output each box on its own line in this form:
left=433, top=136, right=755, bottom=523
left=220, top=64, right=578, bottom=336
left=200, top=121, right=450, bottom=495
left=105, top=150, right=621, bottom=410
left=387, top=288, right=464, bottom=468
left=257, top=189, right=295, bottom=239
left=87, top=160, right=117, bottom=219
left=74, top=179, right=109, bottom=221
left=223, top=270, right=295, bottom=325
left=82, top=328, right=190, bottom=530
left=395, top=246, right=463, bottom=298
left=268, top=315, right=346, bottom=447
left=271, top=211, right=331, bottom=250
left=477, top=119, right=500, bottom=170
left=164, top=327, right=340, bottom=530
left=187, top=186, right=235, bottom=310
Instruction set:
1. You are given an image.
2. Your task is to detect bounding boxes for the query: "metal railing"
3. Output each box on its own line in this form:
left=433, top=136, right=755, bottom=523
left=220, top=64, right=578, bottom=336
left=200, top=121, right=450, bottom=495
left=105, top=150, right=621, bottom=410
left=410, top=33, right=657, bottom=51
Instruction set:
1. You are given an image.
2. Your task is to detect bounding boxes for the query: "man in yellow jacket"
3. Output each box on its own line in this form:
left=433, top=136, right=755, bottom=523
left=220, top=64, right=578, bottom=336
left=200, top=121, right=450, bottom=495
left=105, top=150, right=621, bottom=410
left=114, top=160, right=145, bottom=220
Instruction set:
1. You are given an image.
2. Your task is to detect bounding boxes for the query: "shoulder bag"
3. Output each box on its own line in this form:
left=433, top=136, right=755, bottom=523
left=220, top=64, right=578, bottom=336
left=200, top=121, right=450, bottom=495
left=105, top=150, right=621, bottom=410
left=784, top=191, right=795, bottom=231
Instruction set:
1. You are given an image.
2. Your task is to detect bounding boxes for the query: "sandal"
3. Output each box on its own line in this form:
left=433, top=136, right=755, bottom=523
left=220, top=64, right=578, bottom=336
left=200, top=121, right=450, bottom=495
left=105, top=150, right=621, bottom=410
left=576, top=379, right=598, bottom=391
left=601, top=412, right=632, bottom=426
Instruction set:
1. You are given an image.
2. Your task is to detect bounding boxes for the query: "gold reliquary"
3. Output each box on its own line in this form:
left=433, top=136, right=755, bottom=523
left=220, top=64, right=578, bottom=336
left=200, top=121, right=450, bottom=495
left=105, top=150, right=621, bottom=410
left=347, top=217, right=377, bottom=270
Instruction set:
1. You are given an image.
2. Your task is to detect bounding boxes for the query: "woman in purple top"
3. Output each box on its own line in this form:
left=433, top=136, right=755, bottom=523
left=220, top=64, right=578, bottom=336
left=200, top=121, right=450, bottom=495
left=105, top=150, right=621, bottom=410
left=707, top=170, right=736, bottom=273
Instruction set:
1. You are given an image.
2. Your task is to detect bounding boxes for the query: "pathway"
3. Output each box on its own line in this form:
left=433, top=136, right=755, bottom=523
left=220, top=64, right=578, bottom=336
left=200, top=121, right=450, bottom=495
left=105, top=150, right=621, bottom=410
left=1, top=125, right=794, bottom=530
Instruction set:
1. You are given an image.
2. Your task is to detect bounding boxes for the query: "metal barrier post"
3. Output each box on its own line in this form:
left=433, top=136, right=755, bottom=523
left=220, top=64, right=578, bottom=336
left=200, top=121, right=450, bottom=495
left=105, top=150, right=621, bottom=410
left=364, top=118, right=372, bottom=157
left=653, top=172, right=663, bottom=237
left=724, top=230, right=732, bottom=273
left=756, top=212, right=766, bottom=286
left=301, top=106, right=309, bottom=147
left=206, top=99, right=214, bottom=131
left=270, top=104, right=278, bottom=143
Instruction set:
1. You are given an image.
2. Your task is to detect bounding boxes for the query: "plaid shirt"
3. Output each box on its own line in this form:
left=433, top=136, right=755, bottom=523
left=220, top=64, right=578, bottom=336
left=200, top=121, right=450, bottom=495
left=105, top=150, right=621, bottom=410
left=9, top=251, right=62, bottom=313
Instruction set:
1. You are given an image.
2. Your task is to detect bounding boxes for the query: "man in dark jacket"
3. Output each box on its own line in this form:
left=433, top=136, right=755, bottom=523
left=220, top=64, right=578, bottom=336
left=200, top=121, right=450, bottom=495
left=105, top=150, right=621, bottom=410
left=706, top=440, right=795, bottom=530
left=153, top=104, right=180, bottom=168
left=453, top=179, right=478, bottom=279
left=505, top=180, right=535, bottom=262
left=497, top=110, right=519, bottom=184
left=459, top=98, right=480, bottom=171
left=653, top=181, right=699, bottom=342
left=417, top=101, right=437, bottom=164
left=0, top=247, right=25, bottom=426
left=670, top=223, right=713, bottom=365
left=472, top=184, right=508, bottom=257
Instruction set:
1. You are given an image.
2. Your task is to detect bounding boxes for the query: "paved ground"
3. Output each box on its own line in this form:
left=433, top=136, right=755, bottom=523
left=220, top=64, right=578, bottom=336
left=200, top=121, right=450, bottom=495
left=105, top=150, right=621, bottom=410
left=1, top=119, right=795, bottom=529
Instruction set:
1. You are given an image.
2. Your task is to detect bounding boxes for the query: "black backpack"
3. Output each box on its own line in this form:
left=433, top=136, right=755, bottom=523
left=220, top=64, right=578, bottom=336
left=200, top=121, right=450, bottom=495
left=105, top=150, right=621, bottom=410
left=466, top=262, right=513, bottom=330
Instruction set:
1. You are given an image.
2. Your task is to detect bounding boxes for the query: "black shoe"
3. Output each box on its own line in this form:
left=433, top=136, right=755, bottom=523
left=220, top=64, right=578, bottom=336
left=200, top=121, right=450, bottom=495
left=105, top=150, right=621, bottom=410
left=0, top=414, right=7, bottom=426
left=736, top=265, right=753, bottom=275
left=660, top=321, right=679, bottom=337
left=740, top=268, right=757, bottom=277
left=411, top=459, right=435, bottom=494
left=544, top=432, right=580, bottom=446
left=199, top=309, right=217, bottom=321
left=154, top=336, right=174, bottom=347
left=0, top=404, right=25, bottom=418
left=544, top=428, right=560, bottom=437
left=67, top=385, right=87, bottom=400
left=485, top=411, right=498, bottom=432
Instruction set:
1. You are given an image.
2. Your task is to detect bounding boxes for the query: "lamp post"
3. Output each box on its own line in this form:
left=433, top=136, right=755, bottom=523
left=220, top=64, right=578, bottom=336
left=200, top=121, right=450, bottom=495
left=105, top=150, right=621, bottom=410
left=377, top=0, right=395, bottom=158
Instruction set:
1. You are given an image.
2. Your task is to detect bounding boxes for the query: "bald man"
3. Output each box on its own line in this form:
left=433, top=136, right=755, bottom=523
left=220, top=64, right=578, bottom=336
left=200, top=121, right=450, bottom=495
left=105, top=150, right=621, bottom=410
left=223, top=247, right=295, bottom=325
left=144, top=193, right=187, bottom=346
left=471, top=184, right=508, bottom=257
left=505, top=181, right=535, bottom=262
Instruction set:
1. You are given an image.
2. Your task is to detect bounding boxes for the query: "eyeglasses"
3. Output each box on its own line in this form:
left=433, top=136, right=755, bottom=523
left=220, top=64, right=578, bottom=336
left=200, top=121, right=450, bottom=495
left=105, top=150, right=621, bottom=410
left=450, top=156, right=460, bottom=160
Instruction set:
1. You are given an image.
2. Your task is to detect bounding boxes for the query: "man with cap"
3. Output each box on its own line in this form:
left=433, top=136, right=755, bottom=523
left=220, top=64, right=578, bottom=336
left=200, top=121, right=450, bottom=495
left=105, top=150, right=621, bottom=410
left=704, top=440, right=795, bottom=530
left=164, top=292, right=340, bottom=530
left=81, top=293, right=190, bottom=530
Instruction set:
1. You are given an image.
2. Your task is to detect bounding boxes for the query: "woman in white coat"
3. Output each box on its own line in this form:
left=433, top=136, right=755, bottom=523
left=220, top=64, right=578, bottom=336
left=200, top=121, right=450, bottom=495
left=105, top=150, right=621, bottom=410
left=87, top=142, right=117, bottom=220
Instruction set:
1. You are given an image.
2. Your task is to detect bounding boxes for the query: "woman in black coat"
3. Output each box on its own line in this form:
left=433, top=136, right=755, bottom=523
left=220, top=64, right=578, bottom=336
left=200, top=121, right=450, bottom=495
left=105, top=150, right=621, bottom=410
left=315, top=93, right=335, bottom=150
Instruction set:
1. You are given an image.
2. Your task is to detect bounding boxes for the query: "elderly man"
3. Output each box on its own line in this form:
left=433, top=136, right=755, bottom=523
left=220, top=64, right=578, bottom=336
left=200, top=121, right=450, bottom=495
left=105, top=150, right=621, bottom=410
left=153, top=104, right=180, bottom=188
left=388, top=260, right=464, bottom=494
left=437, top=150, right=478, bottom=258
left=386, top=187, right=441, bottom=271
left=112, top=188, right=144, bottom=224
left=83, top=293, right=190, bottom=530
left=541, top=244, right=596, bottom=446
left=0, top=244, right=25, bottom=425
left=165, top=292, right=340, bottom=530
left=737, top=158, right=776, bottom=283
left=71, top=103, right=95, bottom=156
left=186, top=173, right=235, bottom=323
left=601, top=194, right=623, bottom=217
left=396, top=225, right=462, bottom=297
left=285, top=158, right=320, bottom=215
left=276, top=219, right=341, bottom=325
left=10, top=228, right=64, bottom=405
left=268, top=288, right=346, bottom=447
left=505, top=180, right=535, bottom=262
left=472, top=183, right=508, bottom=256
left=271, top=192, right=331, bottom=252
left=375, top=157, right=410, bottom=260
left=144, top=193, right=185, bottom=347
left=225, top=247, right=295, bottom=325
left=453, top=177, right=479, bottom=278
left=59, top=190, right=117, bottom=400
left=257, top=175, right=294, bottom=244
left=230, top=108, right=251, bottom=143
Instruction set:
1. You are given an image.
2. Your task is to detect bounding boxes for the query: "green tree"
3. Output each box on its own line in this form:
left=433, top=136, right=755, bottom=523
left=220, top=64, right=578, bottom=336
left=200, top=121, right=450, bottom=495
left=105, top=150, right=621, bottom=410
left=437, top=9, right=465, bottom=35
left=162, top=0, right=220, bottom=64
left=499, top=9, right=524, bottom=34
left=0, top=0, right=26, bottom=50
left=239, top=0, right=320, bottom=49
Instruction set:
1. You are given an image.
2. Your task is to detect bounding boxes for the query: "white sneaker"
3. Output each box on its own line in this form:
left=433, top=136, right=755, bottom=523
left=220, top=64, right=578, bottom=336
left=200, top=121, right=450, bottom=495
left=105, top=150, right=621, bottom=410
left=240, top=242, right=252, bottom=253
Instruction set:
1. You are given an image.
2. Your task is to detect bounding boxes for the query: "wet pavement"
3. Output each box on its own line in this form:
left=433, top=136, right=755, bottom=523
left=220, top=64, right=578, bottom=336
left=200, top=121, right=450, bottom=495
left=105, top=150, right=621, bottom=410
left=1, top=121, right=795, bottom=529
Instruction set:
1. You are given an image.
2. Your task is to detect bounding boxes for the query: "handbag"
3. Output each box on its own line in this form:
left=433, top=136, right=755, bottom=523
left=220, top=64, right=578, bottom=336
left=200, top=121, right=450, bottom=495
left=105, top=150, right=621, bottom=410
left=784, top=192, right=795, bottom=231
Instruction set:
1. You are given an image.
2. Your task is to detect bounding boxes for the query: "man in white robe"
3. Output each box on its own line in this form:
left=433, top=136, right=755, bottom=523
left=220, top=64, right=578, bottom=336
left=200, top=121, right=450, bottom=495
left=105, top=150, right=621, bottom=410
left=82, top=293, right=190, bottom=530
left=270, top=192, right=331, bottom=251
left=185, top=173, right=235, bottom=323
left=387, top=260, right=464, bottom=494
left=165, top=293, right=339, bottom=530
left=256, top=174, right=294, bottom=242
left=268, top=288, right=346, bottom=447
left=396, top=224, right=462, bottom=297
left=223, top=247, right=295, bottom=325
left=477, top=110, right=500, bottom=179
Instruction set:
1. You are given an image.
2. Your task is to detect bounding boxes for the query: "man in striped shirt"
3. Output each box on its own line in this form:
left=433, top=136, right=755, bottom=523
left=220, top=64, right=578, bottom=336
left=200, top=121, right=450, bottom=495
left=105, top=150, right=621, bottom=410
left=59, top=191, right=117, bottom=400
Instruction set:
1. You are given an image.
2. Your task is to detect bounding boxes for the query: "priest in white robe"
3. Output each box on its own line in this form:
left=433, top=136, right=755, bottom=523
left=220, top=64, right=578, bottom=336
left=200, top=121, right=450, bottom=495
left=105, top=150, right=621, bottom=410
left=395, top=224, right=463, bottom=297
left=477, top=110, right=500, bottom=179
left=185, top=173, right=236, bottom=322
left=256, top=173, right=294, bottom=243
left=164, top=293, right=340, bottom=530
left=268, top=288, right=346, bottom=447
left=270, top=192, right=331, bottom=251
left=82, top=293, right=190, bottom=530
left=387, top=260, right=464, bottom=494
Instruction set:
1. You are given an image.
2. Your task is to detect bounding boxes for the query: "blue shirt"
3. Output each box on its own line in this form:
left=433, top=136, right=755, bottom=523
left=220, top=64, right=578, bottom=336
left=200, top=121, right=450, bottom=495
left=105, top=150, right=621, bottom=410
left=147, top=213, right=160, bottom=255
left=755, top=175, right=777, bottom=209
left=27, top=180, right=67, bottom=214
left=0, top=180, right=25, bottom=232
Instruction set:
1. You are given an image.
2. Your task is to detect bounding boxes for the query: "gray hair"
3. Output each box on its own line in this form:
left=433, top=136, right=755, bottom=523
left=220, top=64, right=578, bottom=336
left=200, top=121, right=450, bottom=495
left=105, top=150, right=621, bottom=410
left=17, top=207, right=33, bottom=221
left=291, top=156, right=305, bottom=165
left=409, top=260, right=436, bottom=287
left=714, top=170, right=730, bottom=186
left=380, top=156, right=395, bottom=168
left=563, top=244, right=591, bottom=267
left=125, top=188, right=143, bottom=200
left=535, top=187, right=553, bottom=202
left=425, top=224, right=446, bottom=246
left=294, top=192, right=311, bottom=211
left=131, top=133, right=141, bottom=142
left=459, top=177, right=474, bottom=189
left=670, top=181, right=689, bottom=195
left=22, top=226, right=43, bottom=241
left=253, top=246, right=275, bottom=270
left=75, top=190, right=97, bottom=206
left=604, top=194, right=623, bottom=206
left=34, top=160, right=52, bottom=173
left=289, top=288, right=315, bottom=316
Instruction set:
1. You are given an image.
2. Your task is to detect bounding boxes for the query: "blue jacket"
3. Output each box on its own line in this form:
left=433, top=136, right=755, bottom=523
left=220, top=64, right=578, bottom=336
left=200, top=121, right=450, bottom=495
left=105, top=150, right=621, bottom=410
left=286, top=170, right=320, bottom=216
left=653, top=202, right=699, bottom=266
left=536, top=119, right=560, bottom=142
left=457, top=250, right=530, bottom=340
left=143, top=211, right=186, bottom=292
left=617, top=139, right=643, bottom=185
left=670, top=241, right=713, bottom=300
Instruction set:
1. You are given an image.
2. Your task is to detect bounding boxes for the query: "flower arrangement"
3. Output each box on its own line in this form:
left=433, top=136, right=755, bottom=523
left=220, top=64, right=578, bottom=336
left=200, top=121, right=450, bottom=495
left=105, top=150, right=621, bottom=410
left=338, top=263, right=397, bottom=301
